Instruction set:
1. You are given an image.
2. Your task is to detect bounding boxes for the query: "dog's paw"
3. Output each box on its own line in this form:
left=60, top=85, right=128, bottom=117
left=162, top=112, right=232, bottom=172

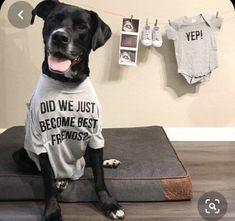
left=55, top=179, right=69, bottom=191
left=103, top=159, right=121, bottom=168
left=98, top=190, right=125, bottom=220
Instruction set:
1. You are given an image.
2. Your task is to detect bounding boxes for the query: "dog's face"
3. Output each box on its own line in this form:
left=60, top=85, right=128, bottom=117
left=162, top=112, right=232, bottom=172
left=44, top=5, right=94, bottom=76
left=31, top=0, right=112, bottom=82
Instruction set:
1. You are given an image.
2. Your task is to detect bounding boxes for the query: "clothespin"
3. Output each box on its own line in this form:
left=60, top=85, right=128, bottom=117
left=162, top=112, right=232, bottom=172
left=130, top=15, right=133, bottom=22
left=154, top=19, right=158, bottom=26
left=168, top=19, right=172, bottom=26
left=216, top=11, right=219, bottom=18
left=145, top=18, right=148, bottom=26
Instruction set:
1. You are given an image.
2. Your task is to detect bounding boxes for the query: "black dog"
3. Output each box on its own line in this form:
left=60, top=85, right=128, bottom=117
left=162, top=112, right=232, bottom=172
left=12, top=0, right=125, bottom=220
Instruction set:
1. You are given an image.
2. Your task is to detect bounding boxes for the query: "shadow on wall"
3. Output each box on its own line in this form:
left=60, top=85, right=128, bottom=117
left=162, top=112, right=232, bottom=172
left=102, top=33, right=129, bottom=82
left=137, top=38, right=151, bottom=64
left=103, top=33, right=152, bottom=82
left=154, top=34, right=201, bottom=98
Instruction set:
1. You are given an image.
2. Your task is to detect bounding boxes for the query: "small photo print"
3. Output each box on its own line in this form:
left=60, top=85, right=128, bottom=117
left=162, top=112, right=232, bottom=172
left=119, top=49, right=137, bottom=66
left=122, top=18, right=139, bottom=33
left=121, top=34, right=138, bottom=48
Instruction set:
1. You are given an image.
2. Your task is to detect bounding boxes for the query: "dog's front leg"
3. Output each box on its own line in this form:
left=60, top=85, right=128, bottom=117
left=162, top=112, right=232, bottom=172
left=87, top=147, right=125, bottom=220
left=39, top=153, right=62, bottom=221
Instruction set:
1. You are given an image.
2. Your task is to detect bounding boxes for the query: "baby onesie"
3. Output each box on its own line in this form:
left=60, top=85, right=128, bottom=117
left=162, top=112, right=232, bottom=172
left=24, top=74, right=104, bottom=180
left=165, top=14, right=222, bottom=84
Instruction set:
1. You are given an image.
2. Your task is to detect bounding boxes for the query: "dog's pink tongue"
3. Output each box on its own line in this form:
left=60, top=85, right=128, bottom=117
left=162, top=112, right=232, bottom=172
left=48, top=55, right=71, bottom=73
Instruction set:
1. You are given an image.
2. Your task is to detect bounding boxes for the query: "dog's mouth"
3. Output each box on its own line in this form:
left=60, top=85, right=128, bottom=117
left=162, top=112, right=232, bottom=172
left=47, top=51, right=82, bottom=74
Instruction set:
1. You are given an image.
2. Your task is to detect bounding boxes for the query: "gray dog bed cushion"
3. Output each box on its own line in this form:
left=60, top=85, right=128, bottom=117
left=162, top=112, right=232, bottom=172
left=0, top=126, right=192, bottom=202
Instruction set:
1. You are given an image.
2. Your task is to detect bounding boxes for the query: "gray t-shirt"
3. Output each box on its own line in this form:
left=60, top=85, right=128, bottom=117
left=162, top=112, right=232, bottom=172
left=165, top=14, right=222, bottom=84
left=24, top=74, right=104, bottom=180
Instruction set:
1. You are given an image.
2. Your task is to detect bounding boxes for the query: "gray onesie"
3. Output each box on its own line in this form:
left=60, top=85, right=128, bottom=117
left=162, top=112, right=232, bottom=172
left=165, top=14, right=222, bottom=84
left=24, top=74, right=104, bottom=180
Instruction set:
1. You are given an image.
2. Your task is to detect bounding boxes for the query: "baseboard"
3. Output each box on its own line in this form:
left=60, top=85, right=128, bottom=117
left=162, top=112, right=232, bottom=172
left=164, top=128, right=235, bottom=141
left=0, top=128, right=235, bottom=141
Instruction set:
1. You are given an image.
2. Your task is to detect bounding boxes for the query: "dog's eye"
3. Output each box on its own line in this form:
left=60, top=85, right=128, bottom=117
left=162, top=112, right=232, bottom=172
left=75, top=24, right=88, bottom=30
left=54, top=13, right=64, bottom=21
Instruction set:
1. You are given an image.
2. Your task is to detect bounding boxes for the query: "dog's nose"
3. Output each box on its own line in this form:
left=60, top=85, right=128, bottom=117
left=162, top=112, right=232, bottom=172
left=52, top=31, right=70, bottom=46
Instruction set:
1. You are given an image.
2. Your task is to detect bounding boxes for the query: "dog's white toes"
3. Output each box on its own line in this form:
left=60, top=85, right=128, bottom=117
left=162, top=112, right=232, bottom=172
left=115, top=209, right=125, bottom=219
left=107, top=209, right=125, bottom=220
left=108, top=209, right=125, bottom=220
left=103, top=159, right=121, bottom=168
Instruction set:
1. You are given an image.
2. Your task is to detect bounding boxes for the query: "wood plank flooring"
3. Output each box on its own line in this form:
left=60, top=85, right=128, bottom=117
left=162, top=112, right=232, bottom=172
left=0, top=141, right=234, bottom=220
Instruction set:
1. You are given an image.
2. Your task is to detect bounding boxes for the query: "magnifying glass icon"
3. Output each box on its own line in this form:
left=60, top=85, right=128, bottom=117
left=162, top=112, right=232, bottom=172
left=209, top=202, right=216, bottom=210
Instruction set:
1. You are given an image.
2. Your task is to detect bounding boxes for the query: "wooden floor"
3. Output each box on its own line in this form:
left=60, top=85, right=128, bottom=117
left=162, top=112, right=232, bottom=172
left=0, top=141, right=235, bottom=221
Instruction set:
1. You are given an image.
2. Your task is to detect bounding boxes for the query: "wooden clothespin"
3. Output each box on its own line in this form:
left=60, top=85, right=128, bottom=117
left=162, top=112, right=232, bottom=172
left=216, top=11, right=219, bottom=18
left=168, top=19, right=172, bottom=26
left=130, top=15, right=133, bottom=22
left=155, top=19, right=158, bottom=26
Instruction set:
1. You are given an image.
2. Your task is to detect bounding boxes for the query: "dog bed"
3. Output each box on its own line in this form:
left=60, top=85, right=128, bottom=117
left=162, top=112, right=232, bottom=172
left=0, top=126, right=192, bottom=202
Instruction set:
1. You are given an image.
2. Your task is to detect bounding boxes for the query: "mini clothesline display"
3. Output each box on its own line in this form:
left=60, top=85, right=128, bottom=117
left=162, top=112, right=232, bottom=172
left=119, top=13, right=224, bottom=85
left=66, top=0, right=233, bottom=83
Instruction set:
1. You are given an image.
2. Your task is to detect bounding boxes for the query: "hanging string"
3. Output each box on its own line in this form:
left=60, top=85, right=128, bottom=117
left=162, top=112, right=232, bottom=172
left=66, top=0, right=234, bottom=25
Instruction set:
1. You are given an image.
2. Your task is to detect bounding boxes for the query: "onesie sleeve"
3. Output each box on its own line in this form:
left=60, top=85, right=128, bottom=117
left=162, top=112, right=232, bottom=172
left=165, top=25, right=178, bottom=40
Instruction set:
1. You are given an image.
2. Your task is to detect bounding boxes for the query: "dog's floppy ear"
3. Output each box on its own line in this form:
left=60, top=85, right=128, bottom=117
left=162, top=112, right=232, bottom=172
left=90, top=11, right=112, bottom=51
left=31, top=0, right=59, bottom=24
